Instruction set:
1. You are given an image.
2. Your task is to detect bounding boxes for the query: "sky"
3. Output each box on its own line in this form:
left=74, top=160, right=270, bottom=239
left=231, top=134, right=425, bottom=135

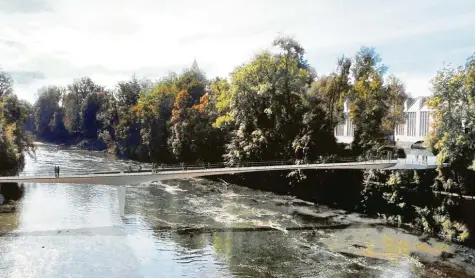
left=0, top=0, right=474, bottom=103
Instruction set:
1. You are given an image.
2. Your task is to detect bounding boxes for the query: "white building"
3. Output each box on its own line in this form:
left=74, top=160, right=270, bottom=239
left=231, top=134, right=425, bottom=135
left=334, top=100, right=354, bottom=144
left=334, top=97, right=433, bottom=148
left=394, top=97, right=433, bottom=148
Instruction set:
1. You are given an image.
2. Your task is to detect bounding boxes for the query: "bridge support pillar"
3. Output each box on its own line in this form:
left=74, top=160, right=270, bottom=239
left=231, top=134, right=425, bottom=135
left=118, top=186, right=126, bottom=217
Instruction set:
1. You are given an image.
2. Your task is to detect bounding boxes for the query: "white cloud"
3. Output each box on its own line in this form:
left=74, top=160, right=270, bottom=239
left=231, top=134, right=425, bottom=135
left=393, top=73, right=435, bottom=97
left=0, top=0, right=473, bottom=103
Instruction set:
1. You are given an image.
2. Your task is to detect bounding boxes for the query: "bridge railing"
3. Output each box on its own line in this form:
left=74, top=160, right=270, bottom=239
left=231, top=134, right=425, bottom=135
left=8, top=157, right=397, bottom=178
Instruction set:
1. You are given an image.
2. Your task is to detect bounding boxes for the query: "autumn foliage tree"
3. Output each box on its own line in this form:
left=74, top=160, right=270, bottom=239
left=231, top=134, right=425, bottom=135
left=0, top=69, right=35, bottom=175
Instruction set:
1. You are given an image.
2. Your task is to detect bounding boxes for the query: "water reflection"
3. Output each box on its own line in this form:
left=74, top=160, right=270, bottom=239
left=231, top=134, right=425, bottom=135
left=0, top=143, right=473, bottom=277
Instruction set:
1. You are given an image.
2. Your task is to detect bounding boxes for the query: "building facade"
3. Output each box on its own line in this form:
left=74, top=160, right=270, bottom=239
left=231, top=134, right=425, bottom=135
left=334, top=99, right=354, bottom=144
left=334, top=97, right=433, bottom=148
left=394, top=97, right=433, bottom=148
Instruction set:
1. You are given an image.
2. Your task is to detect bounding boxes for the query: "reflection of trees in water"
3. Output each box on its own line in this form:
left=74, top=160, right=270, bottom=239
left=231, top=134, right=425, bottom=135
left=209, top=230, right=392, bottom=277
left=170, top=232, right=208, bottom=250
left=0, top=182, right=25, bottom=202
left=210, top=231, right=303, bottom=277
left=212, top=231, right=233, bottom=260
left=0, top=209, right=20, bottom=233
left=0, top=183, right=23, bottom=233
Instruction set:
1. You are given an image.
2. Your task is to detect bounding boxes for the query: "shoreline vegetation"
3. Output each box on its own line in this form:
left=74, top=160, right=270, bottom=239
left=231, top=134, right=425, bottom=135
left=0, top=36, right=474, bottom=247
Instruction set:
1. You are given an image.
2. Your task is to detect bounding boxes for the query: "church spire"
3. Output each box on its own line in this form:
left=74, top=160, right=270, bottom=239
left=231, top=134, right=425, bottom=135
left=191, top=57, right=200, bottom=73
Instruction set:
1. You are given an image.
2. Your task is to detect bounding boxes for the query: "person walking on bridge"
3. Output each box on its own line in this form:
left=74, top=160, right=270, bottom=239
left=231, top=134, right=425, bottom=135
left=54, top=166, right=60, bottom=178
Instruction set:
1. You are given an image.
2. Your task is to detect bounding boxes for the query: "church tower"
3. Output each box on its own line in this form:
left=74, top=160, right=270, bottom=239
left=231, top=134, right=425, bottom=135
left=191, top=57, right=200, bottom=73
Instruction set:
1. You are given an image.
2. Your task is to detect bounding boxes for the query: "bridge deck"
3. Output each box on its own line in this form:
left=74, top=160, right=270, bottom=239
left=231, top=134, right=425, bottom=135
left=0, top=159, right=447, bottom=186
left=0, top=160, right=400, bottom=185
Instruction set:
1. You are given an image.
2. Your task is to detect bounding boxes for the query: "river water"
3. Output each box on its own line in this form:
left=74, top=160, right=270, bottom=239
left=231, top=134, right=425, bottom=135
left=0, top=143, right=474, bottom=277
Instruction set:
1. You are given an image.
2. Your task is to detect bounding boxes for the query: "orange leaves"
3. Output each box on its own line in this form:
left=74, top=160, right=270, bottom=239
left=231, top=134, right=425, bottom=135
left=170, top=90, right=191, bottom=123
left=173, top=89, right=190, bottom=109
left=131, top=104, right=141, bottom=113
left=192, top=93, right=209, bottom=113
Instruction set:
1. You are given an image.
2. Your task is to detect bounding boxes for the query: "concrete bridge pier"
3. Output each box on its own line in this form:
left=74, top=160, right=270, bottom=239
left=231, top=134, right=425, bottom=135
left=118, top=186, right=126, bottom=217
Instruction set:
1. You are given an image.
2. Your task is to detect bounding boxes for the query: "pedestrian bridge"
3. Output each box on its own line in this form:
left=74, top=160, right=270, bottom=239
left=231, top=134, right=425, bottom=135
left=0, top=158, right=447, bottom=217
left=0, top=158, right=444, bottom=186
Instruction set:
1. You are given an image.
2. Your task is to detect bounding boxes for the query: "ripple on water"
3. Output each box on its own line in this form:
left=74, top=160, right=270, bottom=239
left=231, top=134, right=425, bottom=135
left=152, top=182, right=188, bottom=195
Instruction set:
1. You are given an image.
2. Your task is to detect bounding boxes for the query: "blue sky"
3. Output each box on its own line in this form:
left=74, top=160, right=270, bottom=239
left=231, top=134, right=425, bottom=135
left=0, top=0, right=474, bottom=103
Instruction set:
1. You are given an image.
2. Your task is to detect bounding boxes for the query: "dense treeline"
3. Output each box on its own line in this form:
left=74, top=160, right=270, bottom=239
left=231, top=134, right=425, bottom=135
left=4, top=37, right=473, bottom=174
left=28, top=37, right=412, bottom=165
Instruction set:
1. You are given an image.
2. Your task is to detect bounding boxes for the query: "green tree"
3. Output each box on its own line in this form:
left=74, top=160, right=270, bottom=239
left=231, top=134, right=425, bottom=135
left=426, top=54, right=475, bottom=200
left=81, top=91, right=107, bottom=139
left=347, top=47, right=391, bottom=155
left=382, top=75, right=407, bottom=143
left=49, top=107, right=69, bottom=141
left=21, top=100, right=35, bottom=133
left=176, top=69, right=207, bottom=104
left=64, top=77, right=104, bottom=136
left=308, top=57, right=352, bottom=129
left=33, top=86, right=64, bottom=140
left=135, top=83, right=176, bottom=162
left=115, top=75, right=143, bottom=109
left=114, top=76, right=150, bottom=158
left=426, top=54, right=475, bottom=169
left=292, top=87, right=337, bottom=162
left=97, top=90, right=119, bottom=151
left=168, top=89, right=197, bottom=161
left=192, top=89, right=227, bottom=162
left=0, top=68, right=13, bottom=97
left=211, top=77, right=232, bottom=129
left=224, top=37, right=313, bottom=164
left=0, top=70, right=35, bottom=175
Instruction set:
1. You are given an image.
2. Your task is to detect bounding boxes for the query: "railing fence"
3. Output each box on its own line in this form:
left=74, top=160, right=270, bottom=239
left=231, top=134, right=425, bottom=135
left=9, top=156, right=398, bottom=178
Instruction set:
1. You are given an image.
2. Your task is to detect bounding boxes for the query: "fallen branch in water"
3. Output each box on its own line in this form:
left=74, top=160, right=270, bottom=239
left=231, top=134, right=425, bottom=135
left=218, top=178, right=229, bottom=186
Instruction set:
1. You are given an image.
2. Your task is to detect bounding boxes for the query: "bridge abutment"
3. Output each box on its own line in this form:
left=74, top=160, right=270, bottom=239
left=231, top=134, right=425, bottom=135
left=118, top=186, right=126, bottom=217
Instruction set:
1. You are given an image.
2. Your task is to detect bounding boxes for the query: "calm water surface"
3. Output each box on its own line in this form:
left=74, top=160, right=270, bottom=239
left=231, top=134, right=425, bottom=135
left=0, top=143, right=474, bottom=277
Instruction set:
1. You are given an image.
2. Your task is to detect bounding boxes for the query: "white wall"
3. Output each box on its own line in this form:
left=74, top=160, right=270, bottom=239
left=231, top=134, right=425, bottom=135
left=394, top=97, right=433, bottom=147
left=334, top=100, right=354, bottom=144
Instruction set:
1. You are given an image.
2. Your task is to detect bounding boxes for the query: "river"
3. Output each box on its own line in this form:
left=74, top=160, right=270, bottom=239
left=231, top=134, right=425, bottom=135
left=0, top=143, right=474, bottom=277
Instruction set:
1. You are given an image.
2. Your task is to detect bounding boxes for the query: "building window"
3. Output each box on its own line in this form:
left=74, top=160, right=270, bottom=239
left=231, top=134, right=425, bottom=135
left=396, top=114, right=405, bottom=136
left=335, top=121, right=345, bottom=136
left=396, top=123, right=405, bottom=136
left=346, top=115, right=354, bottom=136
left=407, top=112, right=416, bottom=137
left=420, top=111, right=429, bottom=137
